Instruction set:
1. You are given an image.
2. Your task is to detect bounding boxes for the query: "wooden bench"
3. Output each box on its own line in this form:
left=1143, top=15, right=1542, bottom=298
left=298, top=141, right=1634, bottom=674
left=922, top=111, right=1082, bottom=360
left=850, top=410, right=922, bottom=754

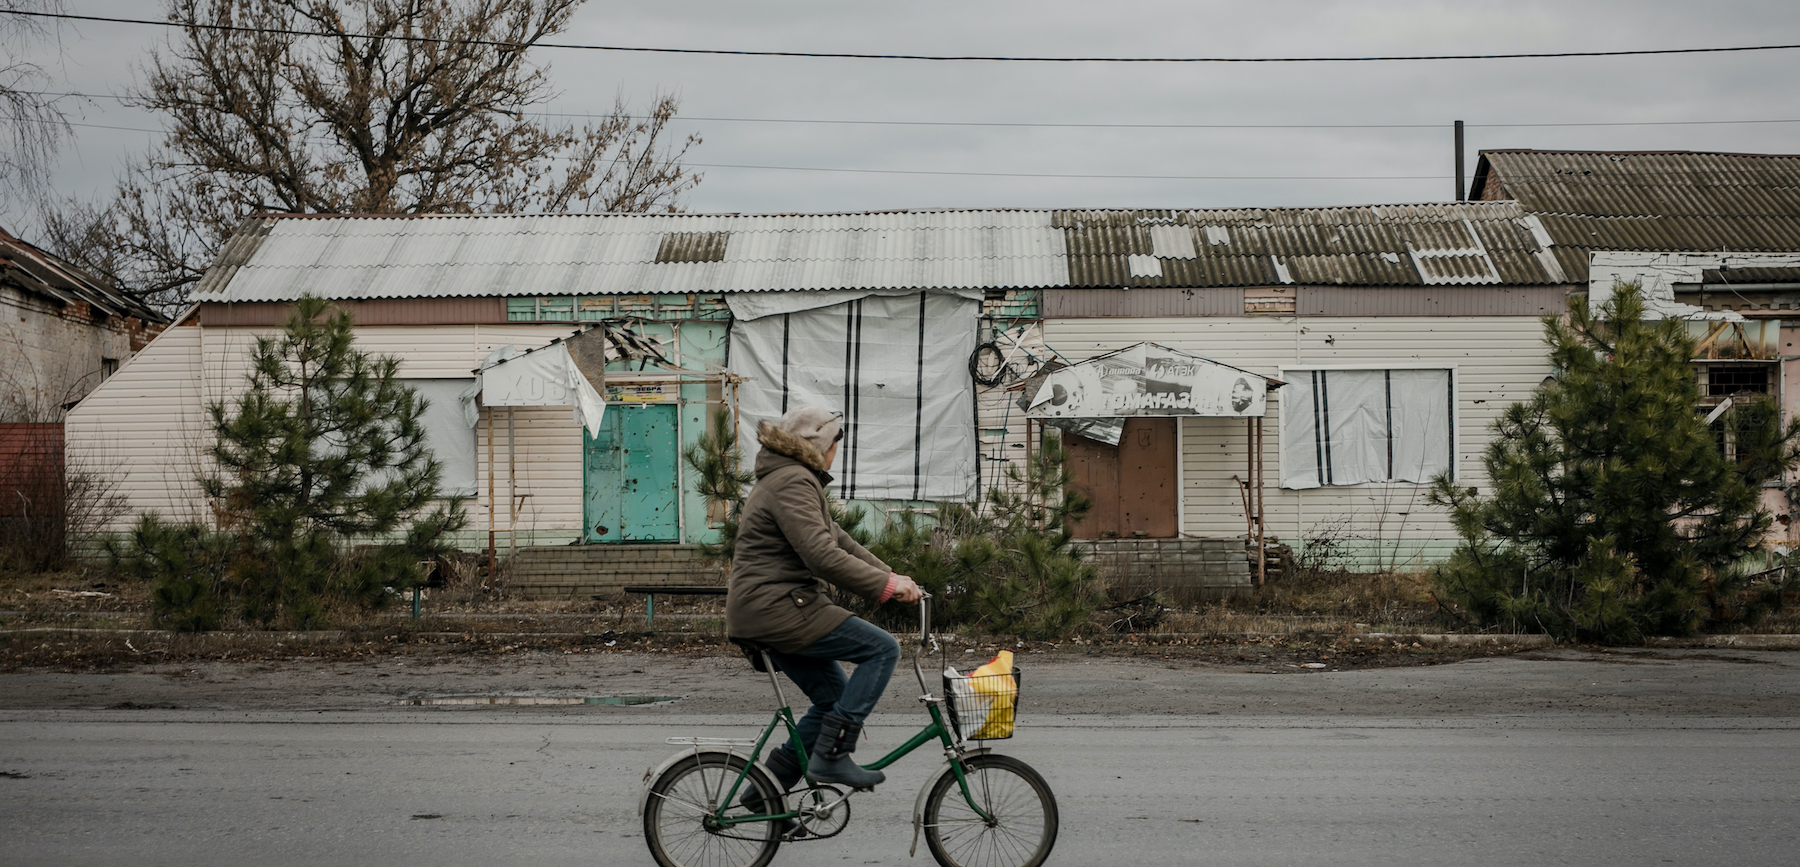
left=621, top=585, right=727, bottom=627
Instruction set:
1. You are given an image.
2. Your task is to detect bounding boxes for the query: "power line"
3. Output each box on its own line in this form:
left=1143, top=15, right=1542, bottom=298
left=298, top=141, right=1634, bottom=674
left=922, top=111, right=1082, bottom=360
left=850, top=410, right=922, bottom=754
left=23, top=115, right=1797, bottom=182
left=23, top=91, right=1800, bottom=132
left=10, top=9, right=1800, bottom=63
left=688, top=162, right=1444, bottom=181
left=600, top=115, right=1800, bottom=131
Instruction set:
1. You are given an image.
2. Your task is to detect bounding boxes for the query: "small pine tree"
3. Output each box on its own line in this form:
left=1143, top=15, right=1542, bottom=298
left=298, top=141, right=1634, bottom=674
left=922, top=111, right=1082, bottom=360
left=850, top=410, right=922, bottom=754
left=682, top=407, right=1103, bottom=639
left=195, top=295, right=466, bottom=628
left=869, top=434, right=1104, bottom=639
left=683, top=408, right=756, bottom=565
left=1431, top=284, right=1800, bottom=642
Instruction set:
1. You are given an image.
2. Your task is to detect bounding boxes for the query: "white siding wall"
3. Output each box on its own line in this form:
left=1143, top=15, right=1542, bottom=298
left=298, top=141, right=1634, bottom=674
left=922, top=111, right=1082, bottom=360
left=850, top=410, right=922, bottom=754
left=66, top=324, right=210, bottom=529
left=68, top=321, right=589, bottom=538
left=1042, top=316, right=1551, bottom=566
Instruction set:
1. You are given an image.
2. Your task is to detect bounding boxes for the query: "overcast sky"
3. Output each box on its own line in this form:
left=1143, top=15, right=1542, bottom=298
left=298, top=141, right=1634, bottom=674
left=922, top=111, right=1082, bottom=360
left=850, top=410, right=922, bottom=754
left=12, top=0, right=1800, bottom=226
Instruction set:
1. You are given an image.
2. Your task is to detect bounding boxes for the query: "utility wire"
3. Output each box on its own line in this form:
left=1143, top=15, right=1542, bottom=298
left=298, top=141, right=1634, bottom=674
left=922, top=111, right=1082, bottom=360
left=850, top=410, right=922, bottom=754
left=687, top=162, right=1444, bottom=181
left=22, top=91, right=1800, bottom=132
left=9, top=9, right=1800, bottom=63
left=17, top=116, right=1800, bottom=180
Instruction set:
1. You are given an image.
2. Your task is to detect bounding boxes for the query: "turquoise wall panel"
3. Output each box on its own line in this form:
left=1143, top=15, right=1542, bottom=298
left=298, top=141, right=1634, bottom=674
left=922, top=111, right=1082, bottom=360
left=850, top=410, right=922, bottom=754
left=678, top=322, right=731, bottom=544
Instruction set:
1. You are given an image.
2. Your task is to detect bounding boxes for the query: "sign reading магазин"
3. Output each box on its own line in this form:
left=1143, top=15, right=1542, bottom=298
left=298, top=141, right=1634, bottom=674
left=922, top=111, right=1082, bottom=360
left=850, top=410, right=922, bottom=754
left=1026, top=343, right=1273, bottom=419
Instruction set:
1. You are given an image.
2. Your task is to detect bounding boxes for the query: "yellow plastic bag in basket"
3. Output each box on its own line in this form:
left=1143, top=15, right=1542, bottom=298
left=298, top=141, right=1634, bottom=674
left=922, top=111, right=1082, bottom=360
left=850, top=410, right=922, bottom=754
left=947, top=650, right=1017, bottom=740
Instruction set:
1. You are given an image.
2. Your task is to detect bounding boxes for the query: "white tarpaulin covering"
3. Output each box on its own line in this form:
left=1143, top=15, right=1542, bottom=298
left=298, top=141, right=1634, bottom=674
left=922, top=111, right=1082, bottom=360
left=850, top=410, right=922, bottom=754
left=730, top=291, right=978, bottom=501
left=1279, top=369, right=1452, bottom=489
left=458, top=343, right=606, bottom=436
left=726, top=287, right=983, bottom=322
left=404, top=379, right=478, bottom=497
left=1027, top=343, right=1270, bottom=419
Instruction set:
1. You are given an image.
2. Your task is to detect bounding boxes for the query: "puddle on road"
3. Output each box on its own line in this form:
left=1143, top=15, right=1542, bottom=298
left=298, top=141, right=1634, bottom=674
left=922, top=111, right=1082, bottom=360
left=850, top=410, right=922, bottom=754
left=396, top=694, right=680, bottom=706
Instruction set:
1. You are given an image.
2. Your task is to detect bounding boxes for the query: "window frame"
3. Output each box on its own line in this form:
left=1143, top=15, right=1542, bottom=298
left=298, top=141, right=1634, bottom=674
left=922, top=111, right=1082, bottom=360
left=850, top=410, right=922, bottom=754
left=1276, top=363, right=1459, bottom=489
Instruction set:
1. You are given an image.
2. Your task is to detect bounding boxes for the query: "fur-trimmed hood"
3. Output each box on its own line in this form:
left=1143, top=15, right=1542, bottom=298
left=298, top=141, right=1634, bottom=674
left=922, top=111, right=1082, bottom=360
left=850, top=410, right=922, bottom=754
left=756, top=420, right=832, bottom=475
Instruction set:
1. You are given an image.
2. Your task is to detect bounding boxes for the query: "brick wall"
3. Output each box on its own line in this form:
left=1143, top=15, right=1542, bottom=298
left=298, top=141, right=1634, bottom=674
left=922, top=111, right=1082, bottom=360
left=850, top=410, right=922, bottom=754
left=1072, top=538, right=1252, bottom=603
left=508, top=545, right=726, bottom=600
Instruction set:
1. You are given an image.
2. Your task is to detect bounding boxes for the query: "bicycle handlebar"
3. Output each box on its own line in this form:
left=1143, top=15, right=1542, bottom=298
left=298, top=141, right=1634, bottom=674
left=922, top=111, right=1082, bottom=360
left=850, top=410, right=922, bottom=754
left=913, top=592, right=936, bottom=698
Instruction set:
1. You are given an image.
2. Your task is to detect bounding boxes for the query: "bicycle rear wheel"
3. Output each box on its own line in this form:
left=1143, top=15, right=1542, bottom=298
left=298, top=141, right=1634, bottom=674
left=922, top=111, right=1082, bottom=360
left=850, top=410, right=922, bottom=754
left=643, top=751, right=781, bottom=867
left=922, top=753, right=1058, bottom=867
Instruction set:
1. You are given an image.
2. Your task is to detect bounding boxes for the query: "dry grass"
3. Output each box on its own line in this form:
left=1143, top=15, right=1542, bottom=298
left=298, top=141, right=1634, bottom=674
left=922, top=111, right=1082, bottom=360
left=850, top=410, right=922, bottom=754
left=1102, top=568, right=1451, bottom=636
left=0, top=566, right=151, bottom=628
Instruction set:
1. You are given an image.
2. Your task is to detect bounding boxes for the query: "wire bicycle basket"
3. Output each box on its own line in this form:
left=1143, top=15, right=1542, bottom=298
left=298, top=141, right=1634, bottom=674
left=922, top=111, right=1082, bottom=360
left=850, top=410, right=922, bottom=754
left=943, top=668, right=1022, bottom=741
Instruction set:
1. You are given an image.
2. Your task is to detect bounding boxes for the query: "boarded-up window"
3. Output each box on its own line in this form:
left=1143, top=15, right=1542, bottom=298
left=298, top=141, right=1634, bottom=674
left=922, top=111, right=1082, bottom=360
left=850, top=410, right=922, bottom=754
left=1280, top=369, right=1452, bottom=489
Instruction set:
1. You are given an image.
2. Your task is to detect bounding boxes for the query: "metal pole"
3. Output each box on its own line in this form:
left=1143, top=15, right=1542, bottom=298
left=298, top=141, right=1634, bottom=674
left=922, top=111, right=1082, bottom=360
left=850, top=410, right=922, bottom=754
left=485, top=400, right=496, bottom=589
left=508, top=407, right=518, bottom=560
left=1025, top=418, right=1036, bottom=522
left=1454, top=120, right=1466, bottom=201
left=1256, top=417, right=1267, bottom=586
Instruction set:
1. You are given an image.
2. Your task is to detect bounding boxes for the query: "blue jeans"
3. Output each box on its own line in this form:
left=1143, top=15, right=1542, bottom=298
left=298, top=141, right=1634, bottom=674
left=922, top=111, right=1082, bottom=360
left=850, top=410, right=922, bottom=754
left=766, top=616, right=900, bottom=763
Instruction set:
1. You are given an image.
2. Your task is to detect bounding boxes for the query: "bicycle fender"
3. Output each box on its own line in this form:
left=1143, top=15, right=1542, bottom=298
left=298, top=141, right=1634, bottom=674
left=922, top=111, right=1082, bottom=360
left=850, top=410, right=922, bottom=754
left=637, top=747, right=758, bottom=817
left=909, top=747, right=992, bottom=857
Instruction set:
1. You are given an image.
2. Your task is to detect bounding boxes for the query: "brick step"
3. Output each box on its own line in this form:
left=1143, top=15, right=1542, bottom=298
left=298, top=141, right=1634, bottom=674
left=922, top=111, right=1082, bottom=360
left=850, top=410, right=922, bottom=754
left=1072, top=538, right=1255, bottom=603
left=507, top=544, right=726, bottom=600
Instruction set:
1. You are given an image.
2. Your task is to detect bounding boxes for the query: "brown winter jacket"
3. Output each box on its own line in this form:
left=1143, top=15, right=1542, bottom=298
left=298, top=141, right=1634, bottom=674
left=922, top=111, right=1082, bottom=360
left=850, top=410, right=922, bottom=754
left=724, top=421, right=892, bottom=652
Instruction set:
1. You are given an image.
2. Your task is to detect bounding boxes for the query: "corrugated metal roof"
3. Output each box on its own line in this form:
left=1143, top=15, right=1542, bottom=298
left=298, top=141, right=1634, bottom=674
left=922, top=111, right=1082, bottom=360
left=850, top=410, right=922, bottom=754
left=1474, top=150, right=1800, bottom=256
left=1054, top=203, right=1562, bottom=287
left=194, top=210, right=1071, bottom=302
left=192, top=203, right=1568, bottom=302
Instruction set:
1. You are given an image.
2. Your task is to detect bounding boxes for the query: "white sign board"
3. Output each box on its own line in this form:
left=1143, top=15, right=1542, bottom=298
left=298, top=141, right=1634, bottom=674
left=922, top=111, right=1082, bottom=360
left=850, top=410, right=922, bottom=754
left=1028, top=343, right=1268, bottom=419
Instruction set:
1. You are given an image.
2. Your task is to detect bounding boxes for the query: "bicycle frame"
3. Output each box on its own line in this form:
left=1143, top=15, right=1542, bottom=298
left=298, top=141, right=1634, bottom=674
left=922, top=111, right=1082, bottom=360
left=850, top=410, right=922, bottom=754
left=709, top=595, right=996, bottom=829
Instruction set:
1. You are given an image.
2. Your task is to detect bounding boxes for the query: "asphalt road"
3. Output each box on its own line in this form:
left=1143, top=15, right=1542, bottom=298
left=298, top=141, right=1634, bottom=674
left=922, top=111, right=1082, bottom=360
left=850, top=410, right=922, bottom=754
left=4, top=648, right=1800, bottom=866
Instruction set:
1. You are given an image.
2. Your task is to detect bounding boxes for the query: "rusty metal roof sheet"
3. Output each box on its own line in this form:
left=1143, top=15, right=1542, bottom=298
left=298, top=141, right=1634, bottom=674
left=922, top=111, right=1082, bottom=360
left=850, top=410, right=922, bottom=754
left=193, top=203, right=1567, bottom=302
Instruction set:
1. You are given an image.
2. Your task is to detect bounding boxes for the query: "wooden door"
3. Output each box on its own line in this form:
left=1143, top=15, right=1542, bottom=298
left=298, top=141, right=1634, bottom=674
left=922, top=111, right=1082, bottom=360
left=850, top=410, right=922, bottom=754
left=1065, top=418, right=1178, bottom=539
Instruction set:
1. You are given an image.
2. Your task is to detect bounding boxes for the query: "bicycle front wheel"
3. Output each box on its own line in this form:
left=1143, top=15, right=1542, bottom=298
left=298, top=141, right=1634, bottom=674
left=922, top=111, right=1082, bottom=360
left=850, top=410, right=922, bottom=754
left=922, top=753, right=1059, bottom=867
left=643, top=751, right=781, bottom=867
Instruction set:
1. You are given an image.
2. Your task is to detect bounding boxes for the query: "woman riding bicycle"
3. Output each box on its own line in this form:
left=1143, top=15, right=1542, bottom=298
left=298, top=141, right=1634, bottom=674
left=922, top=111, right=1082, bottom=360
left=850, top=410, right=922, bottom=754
left=725, top=404, right=925, bottom=795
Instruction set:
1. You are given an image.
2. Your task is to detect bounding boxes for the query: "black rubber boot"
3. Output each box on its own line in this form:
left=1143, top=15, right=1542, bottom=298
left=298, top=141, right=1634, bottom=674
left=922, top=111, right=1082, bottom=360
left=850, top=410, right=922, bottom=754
left=807, top=713, right=885, bottom=790
left=741, top=745, right=805, bottom=838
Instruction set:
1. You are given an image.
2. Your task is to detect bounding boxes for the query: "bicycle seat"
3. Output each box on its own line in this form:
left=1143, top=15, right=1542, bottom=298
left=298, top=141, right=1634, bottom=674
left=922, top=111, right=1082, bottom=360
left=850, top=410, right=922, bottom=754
left=729, top=637, right=776, bottom=672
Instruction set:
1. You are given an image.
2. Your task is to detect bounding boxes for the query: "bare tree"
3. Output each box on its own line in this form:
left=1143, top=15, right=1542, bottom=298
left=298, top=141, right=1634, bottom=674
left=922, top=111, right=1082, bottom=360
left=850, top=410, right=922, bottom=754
left=67, top=0, right=700, bottom=309
left=0, top=0, right=74, bottom=217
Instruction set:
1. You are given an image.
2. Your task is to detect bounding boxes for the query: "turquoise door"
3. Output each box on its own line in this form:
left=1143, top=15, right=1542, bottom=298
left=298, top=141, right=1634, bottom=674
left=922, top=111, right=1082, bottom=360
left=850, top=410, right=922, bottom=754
left=584, top=404, right=680, bottom=543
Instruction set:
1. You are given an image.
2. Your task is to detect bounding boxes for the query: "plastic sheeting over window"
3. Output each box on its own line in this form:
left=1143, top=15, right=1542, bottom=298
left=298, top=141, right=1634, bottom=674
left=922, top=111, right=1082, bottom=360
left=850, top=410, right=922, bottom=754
left=401, top=379, right=478, bottom=498
left=1280, top=369, right=1452, bottom=489
left=730, top=292, right=978, bottom=501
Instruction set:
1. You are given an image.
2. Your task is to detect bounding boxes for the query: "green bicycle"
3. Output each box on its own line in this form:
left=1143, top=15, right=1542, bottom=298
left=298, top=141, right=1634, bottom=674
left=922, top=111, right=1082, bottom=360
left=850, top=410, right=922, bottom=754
left=639, top=595, right=1059, bottom=867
